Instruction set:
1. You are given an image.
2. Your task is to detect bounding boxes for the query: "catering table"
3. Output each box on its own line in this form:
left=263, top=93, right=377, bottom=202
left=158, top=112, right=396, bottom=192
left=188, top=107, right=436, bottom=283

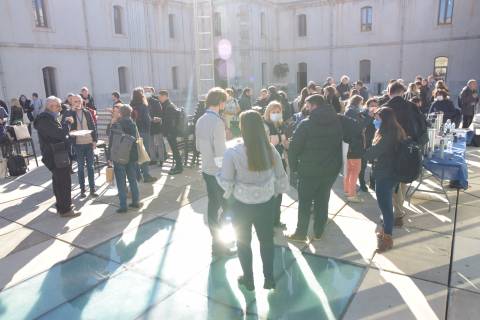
left=407, top=137, right=468, bottom=211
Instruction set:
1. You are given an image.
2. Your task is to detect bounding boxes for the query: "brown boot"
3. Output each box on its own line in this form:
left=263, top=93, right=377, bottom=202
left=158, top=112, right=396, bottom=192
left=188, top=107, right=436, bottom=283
left=376, top=228, right=384, bottom=239
left=377, top=234, right=393, bottom=253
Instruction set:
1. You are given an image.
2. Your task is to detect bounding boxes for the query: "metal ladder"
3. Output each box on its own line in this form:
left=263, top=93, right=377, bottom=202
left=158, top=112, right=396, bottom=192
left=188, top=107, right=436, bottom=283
left=193, top=0, right=215, bottom=100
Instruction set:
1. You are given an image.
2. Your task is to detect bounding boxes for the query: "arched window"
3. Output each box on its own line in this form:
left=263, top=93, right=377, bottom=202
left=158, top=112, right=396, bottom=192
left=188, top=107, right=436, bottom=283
left=438, top=0, right=454, bottom=25
left=434, top=57, right=448, bottom=80
left=118, top=67, right=129, bottom=94
left=113, top=5, right=124, bottom=34
left=42, top=67, right=57, bottom=97
left=297, top=62, right=307, bottom=92
left=213, top=12, right=221, bottom=36
left=33, top=0, right=48, bottom=28
left=361, top=6, right=372, bottom=32
left=298, top=14, right=307, bottom=37
left=359, top=59, right=371, bottom=84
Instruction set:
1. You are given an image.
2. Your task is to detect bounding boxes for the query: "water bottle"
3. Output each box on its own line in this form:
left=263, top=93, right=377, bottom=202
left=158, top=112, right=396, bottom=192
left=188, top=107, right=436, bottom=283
left=446, top=138, right=453, bottom=154
left=444, top=119, right=451, bottom=135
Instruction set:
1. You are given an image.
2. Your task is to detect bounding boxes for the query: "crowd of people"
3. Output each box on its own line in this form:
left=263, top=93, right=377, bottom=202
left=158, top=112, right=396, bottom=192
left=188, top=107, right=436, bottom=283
left=0, top=74, right=478, bottom=291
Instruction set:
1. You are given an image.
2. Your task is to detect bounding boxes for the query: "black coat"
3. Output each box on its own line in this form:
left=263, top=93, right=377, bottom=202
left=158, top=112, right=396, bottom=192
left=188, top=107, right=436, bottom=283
left=66, top=108, right=98, bottom=144
left=382, top=96, right=417, bottom=139
left=82, top=94, right=96, bottom=110
left=10, top=106, right=23, bottom=124
left=33, top=112, right=70, bottom=170
left=429, top=100, right=461, bottom=125
left=131, top=102, right=151, bottom=135
left=337, top=83, right=351, bottom=101
left=344, top=107, right=372, bottom=159
left=325, top=95, right=342, bottom=113
left=148, top=97, right=163, bottom=135
left=364, top=132, right=397, bottom=180
left=161, top=99, right=179, bottom=136
left=288, top=105, right=343, bottom=178
left=239, top=94, right=251, bottom=111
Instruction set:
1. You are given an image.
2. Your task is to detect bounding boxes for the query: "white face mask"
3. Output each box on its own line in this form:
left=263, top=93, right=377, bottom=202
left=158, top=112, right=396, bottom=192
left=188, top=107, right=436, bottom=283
left=436, top=95, right=444, bottom=101
left=270, top=113, right=282, bottom=123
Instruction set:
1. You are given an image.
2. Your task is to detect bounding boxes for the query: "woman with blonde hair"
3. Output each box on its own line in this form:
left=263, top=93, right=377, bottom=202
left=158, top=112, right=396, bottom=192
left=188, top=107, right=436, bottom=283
left=9, top=98, right=24, bottom=125
left=264, top=101, right=289, bottom=229
left=217, top=110, right=289, bottom=291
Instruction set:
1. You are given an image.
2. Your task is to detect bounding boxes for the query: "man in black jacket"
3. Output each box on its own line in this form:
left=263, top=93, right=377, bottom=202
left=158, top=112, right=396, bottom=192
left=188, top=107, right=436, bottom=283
left=288, top=94, right=343, bottom=242
left=68, top=94, right=98, bottom=198
left=159, top=90, right=183, bottom=175
left=145, top=87, right=166, bottom=167
left=34, top=96, right=80, bottom=217
left=459, top=79, right=478, bottom=128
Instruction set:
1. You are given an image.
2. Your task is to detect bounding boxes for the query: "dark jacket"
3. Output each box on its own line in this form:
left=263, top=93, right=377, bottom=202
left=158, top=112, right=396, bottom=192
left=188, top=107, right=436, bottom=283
left=82, top=94, right=96, bottom=110
left=364, top=132, right=397, bottom=180
left=429, top=99, right=461, bottom=124
left=254, top=98, right=269, bottom=112
left=33, top=112, right=70, bottom=170
left=325, top=94, right=342, bottom=113
left=67, top=108, right=98, bottom=144
left=10, top=106, right=23, bottom=124
left=359, top=87, right=369, bottom=101
left=337, top=83, right=351, bottom=101
left=382, top=96, right=418, bottom=139
left=20, top=99, right=34, bottom=121
left=148, top=97, right=163, bottom=135
left=119, top=117, right=139, bottom=162
left=239, top=94, right=252, bottom=111
left=161, top=99, right=179, bottom=136
left=265, top=120, right=286, bottom=157
left=459, top=86, right=479, bottom=116
left=419, top=86, right=430, bottom=114
left=131, top=102, right=151, bottom=135
left=344, top=106, right=371, bottom=159
left=288, top=105, right=343, bottom=178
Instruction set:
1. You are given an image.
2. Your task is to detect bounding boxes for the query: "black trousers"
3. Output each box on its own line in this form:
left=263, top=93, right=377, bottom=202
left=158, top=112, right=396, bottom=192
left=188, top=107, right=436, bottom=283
left=51, top=166, right=72, bottom=214
left=202, top=173, right=225, bottom=246
left=166, top=135, right=183, bottom=169
left=359, top=158, right=374, bottom=187
left=463, top=115, right=474, bottom=129
left=232, top=197, right=275, bottom=280
left=296, top=174, right=337, bottom=237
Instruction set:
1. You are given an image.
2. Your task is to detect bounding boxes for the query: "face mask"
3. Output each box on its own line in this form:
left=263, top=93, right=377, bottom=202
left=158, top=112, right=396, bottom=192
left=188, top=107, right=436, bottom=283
left=436, top=95, right=444, bottom=101
left=145, top=92, right=152, bottom=99
left=270, top=113, right=282, bottom=122
left=373, top=118, right=382, bottom=130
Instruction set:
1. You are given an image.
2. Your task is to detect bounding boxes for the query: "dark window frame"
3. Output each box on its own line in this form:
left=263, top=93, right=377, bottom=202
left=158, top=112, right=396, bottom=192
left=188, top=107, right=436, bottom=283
left=33, top=0, right=48, bottom=28
left=42, top=66, right=57, bottom=97
left=118, top=67, right=128, bottom=94
left=361, top=6, right=372, bottom=32
left=359, top=59, right=371, bottom=84
left=298, top=14, right=307, bottom=37
left=433, top=56, right=448, bottom=81
left=113, top=5, right=124, bottom=35
left=438, top=0, right=454, bottom=25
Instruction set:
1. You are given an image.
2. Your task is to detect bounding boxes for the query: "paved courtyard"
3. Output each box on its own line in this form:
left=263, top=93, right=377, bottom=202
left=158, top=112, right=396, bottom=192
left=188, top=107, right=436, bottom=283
left=0, top=147, right=480, bottom=319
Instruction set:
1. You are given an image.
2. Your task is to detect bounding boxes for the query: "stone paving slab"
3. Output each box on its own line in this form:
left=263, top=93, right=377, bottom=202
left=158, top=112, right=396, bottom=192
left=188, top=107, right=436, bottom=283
left=447, top=288, right=480, bottom=320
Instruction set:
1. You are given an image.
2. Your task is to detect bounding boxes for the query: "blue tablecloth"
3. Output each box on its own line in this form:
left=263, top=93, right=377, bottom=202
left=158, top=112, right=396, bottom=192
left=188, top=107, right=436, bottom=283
left=423, top=137, right=468, bottom=189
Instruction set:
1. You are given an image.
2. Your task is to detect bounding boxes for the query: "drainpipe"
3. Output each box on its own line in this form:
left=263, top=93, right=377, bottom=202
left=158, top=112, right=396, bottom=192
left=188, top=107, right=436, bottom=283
left=328, top=0, right=334, bottom=76
left=399, top=0, right=406, bottom=78
left=0, top=51, right=7, bottom=100
left=81, top=0, right=96, bottom=97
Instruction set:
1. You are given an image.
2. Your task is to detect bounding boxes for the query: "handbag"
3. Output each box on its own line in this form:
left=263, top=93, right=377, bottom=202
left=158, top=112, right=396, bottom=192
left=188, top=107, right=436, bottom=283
left=13, top=124, right=30, bottom=141
left=105, top=166, right=114, bottom=184
left=137, top=137, right=150, bottom=164
left=50, top=142, right=70, bottom=169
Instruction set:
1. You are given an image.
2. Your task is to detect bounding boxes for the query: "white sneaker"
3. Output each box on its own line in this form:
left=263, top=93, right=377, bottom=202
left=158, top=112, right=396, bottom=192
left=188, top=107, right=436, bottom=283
left=347, top=196, right=364, bottom=203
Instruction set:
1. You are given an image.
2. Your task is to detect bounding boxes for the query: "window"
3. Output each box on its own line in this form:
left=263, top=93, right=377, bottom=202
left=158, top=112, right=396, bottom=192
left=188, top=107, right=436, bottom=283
left=361, top=6, right=372, bottom=32
left=169, top=14, right=175, bottom=39
left=33, top=0, right=48, bottom=28
left=260, top=12, right=266, bottom=38
left=434, top=57, right=448, bottom=80
left=438, top=0, right=454, bottom=25
left=172, top=66, right=178, bottom=89
left=297, top=62, right=307, bottom=92
left=213, top=12, right=221, bottom=36
left=261, top=63, right=267, bottom=86
left=298, top=14, right=307, bottom=37
left=359, top=60, right=371, bottom=84
left=113, top=5, right=124, bottom=34
left=42, top=67, right=57, bottom=97
left=118, top=67, right=128, bottom=94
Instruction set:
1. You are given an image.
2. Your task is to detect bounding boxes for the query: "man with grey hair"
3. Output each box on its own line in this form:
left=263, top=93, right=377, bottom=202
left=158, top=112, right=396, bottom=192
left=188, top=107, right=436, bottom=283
left=34, top=96, right=80, bottom=217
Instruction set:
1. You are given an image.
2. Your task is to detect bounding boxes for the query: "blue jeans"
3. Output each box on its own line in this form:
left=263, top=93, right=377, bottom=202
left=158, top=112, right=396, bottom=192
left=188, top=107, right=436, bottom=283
left=375, top=176, right=397, bottom=235
left=74, top=144, right=95, bottom=192
left=114, top=161, right=139, bottom=210
left=139, top=131, right=151, bottom=179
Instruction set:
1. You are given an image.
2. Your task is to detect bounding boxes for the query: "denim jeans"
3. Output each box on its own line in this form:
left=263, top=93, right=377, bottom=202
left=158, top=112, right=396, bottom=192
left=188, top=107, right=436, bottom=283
left=114, top=161, right=140, bottom=210
left=375, top=176, right=397, bottom=235
left=74, top=144, right=95, bottom=192
left=232, top=197, right=275, bottom=280
left=139, top=131, right=151, bottom=179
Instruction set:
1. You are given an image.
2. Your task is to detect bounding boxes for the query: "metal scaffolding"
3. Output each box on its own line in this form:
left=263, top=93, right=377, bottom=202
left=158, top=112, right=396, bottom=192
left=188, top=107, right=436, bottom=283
left=193, top=0, right=215, bottom=100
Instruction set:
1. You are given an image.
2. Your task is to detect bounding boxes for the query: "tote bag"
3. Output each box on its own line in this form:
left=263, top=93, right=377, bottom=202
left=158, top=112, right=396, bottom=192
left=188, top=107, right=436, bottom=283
left=137, top=137, right=150, bottom=164
left=13, top=124, right=30, bottom=141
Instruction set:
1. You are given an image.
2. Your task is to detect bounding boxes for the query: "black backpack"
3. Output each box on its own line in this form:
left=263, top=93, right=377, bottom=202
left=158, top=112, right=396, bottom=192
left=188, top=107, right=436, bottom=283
left=407, top=104, right=428, bottom=145
left=7, top=155, right=27, bottom=176
left=394, top=138, right=422, bottom=183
